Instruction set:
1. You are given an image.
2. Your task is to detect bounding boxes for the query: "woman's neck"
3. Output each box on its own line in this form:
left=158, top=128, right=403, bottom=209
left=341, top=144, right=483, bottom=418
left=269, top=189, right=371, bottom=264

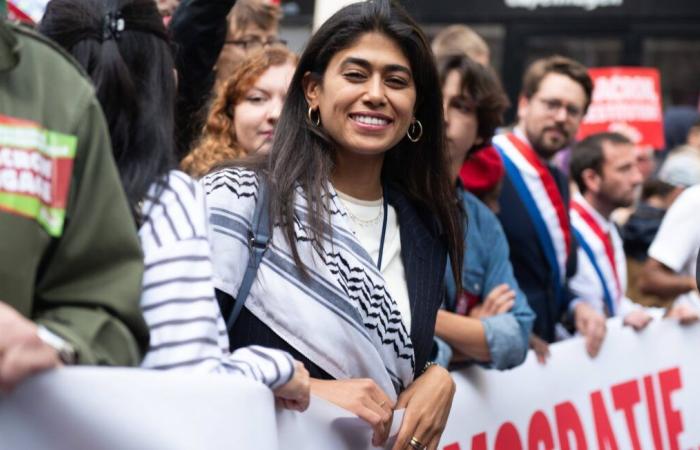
left=332, top=151, right=385, bottom=201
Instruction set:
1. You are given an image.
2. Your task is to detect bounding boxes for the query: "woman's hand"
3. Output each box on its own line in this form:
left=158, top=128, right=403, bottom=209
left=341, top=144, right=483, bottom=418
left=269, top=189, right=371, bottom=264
left=0, top=302, right=62, bottom=393
left=392, top=365, right=456, bottom=450
left=273, top=360, right=310, bottom=411
left=469, top=284, right=515, bottom=319
left=310, top=378, right=394, bottom=446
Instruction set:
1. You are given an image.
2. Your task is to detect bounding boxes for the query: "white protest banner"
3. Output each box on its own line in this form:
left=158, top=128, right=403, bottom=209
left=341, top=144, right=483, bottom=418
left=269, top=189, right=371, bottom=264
left=439, top=319, right=700, bottom=450
left=1, top=320, right=698, bottom=450
left=0, top=368, right=279, bottom=450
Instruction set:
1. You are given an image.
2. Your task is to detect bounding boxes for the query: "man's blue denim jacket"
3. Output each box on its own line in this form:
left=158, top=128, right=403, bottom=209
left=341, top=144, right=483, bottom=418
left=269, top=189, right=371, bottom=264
left=438, top=187, right=535, bottom=370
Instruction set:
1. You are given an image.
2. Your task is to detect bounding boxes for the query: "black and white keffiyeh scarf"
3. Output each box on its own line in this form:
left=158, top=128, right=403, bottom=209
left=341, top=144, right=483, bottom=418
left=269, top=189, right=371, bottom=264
left=203, top=167, right=415, bottom=400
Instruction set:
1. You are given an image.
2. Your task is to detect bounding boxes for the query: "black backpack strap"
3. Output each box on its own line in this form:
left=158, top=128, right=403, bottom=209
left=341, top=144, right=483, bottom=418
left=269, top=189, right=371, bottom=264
left=226, top=178, right=271, bottom=330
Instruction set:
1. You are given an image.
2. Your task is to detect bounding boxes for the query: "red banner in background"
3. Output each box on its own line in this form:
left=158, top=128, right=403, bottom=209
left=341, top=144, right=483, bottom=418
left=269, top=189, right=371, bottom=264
left=577, top=67, right=665, bottom=150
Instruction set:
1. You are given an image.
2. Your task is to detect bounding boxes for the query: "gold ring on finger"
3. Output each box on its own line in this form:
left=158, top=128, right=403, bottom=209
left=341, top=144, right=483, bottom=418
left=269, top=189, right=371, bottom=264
left=409, top=436, right=426, bottom=450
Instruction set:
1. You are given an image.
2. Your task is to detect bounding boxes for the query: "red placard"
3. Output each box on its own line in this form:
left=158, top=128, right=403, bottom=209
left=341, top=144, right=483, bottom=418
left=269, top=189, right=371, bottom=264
left=577, top=67, right=665, bottom=150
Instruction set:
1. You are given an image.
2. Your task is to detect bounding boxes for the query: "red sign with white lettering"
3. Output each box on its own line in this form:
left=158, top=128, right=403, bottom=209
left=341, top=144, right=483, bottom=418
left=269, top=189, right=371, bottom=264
left=577, top=67, right=665, bottom=150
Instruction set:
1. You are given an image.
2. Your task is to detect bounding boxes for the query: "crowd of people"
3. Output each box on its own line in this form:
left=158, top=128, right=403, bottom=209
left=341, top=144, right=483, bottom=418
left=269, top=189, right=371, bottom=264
left=1, top=0, right=699, bottom=449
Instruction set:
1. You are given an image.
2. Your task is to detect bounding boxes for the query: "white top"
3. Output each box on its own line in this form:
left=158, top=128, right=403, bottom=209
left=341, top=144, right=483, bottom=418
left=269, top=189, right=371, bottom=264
left=336, top=190, right=412, bottom=330
left=648, top=184, right=700, bottom=309
left=137, top=170, right=294, bottom=388
left=569, top=193, right=641, bottom=318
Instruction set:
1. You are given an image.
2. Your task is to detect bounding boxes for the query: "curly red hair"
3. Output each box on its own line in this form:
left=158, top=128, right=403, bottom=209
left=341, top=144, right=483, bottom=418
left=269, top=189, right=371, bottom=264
left=182, top=47, right=296, bottom=178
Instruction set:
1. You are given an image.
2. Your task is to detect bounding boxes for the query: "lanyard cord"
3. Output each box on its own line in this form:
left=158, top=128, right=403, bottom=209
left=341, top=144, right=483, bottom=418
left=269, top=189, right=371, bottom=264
left=376, top=183, right=389, bottom=270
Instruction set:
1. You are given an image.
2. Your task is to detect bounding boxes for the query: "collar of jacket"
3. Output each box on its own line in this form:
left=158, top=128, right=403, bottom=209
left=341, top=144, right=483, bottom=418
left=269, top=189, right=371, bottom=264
left=0, top=20, right=20, bottom=72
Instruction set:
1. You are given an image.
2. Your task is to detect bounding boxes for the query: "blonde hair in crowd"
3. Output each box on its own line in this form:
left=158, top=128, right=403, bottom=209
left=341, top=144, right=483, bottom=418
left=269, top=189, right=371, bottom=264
left=431, top=24, right=490, bottom=64
left=181, top=47, right=297, bottom=178
left=229, top=0, right=281, bottom=33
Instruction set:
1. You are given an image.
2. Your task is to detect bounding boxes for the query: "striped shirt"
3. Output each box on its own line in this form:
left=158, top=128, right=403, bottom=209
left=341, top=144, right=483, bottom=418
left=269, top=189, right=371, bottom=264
left=138, top=170, right=294, bottom=389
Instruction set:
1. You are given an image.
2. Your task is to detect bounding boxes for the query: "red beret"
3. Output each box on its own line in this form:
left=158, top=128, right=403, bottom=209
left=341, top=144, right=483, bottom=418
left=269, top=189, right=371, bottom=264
left=459, top=145, right=505, bottom=195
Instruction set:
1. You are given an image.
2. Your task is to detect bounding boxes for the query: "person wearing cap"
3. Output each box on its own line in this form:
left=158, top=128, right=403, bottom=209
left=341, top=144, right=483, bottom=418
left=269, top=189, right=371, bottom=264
left=433, top=54, right=534, bottom=370
left=0, top=19, right=148, bottom=391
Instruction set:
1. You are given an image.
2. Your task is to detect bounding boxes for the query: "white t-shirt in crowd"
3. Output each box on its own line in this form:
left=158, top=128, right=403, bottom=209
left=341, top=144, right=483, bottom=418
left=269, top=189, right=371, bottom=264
left=336, top=190, right=412, bottom=330
left=647, top=184, right=700, bottom=309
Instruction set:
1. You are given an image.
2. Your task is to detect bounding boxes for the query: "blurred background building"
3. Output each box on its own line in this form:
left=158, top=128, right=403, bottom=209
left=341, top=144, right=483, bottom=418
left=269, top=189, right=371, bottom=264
left=279, top=0, right=700, bottom=122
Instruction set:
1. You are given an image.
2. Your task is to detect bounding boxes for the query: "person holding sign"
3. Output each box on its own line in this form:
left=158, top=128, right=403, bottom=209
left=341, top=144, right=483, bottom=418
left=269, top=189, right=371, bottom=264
left=493, top=56, right=607, bottom=361
left=568, top=132, right=698, bottom=328
left=205, top=2, right=462, bottom=448
left=0, top=19, right=148, bottom=391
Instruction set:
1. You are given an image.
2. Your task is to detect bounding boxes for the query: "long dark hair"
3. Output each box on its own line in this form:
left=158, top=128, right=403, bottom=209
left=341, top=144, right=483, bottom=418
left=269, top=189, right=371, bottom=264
left=243, top=0, right=463, bottom=286
left=40, top=0, right=175, bottom=222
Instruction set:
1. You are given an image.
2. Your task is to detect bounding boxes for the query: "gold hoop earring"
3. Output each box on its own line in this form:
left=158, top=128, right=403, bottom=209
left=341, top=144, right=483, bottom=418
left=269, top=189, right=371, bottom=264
left=407, top=119, right=423, bottom=142
left=307, top=106, right=321, bottom=127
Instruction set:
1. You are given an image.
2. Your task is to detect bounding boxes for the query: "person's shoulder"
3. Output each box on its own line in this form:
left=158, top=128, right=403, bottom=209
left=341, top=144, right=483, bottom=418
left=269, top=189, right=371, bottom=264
left=461, top=189, right=504, bottom=235
left=672, top=184, right=700, bottom=210
left=141, top=170, right=208, bottom=243
left=8, top=22, right=91, bottom=85
left=201, top=166, right=260, bottom=216
left=201, top=166, right=259, bottom=196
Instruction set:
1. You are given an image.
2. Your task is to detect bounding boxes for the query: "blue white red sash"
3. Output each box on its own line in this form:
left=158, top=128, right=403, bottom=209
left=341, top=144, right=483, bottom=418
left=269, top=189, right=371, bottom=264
left=493, top=133, right=571, bottom=303
left=570, top=198, right=623, bottom=316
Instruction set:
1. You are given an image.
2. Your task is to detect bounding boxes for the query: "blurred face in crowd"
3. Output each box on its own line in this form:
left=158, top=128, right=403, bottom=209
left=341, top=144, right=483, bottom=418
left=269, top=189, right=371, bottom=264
left=592, top=141, right=643, bottom=209
left=518, top=73, right=587, bottom=159
left=442, top=69, right=480, bottom=176
left=220, top=24, right=281, bottom=73
left=234, top=62, right=295, bottom=154
left=304, top=32, right=417, bottom=159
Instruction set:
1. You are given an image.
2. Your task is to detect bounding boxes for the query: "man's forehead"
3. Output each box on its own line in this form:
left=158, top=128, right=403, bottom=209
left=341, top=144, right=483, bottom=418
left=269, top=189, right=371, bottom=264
left=535, top=72, right=587, bottom=105
left=603, top=141, right=636, bottom=165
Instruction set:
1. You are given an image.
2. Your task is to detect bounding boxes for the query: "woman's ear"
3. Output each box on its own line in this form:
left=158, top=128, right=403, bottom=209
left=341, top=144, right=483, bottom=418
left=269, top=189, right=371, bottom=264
left=302, top=71, right=321, bottom=107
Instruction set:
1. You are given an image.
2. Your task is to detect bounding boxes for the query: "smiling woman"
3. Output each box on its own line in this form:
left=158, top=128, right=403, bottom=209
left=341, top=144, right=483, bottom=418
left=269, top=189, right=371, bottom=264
left=203, top=1, right=463, bottom=449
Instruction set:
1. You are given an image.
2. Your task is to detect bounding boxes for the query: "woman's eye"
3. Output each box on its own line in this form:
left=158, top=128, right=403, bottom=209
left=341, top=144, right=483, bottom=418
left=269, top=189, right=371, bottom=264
left=343, top=71, right=366, bottom=81
left=451, top=100, right=473, bottom=114
left=246, top=95, right=267, bottom=104
left=386, top=77, right=408, bottom=88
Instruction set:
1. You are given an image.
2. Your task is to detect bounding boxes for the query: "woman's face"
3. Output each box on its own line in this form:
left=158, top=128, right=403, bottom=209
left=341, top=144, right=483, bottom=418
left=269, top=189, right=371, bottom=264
left=443, top=69, right=480, bottom=167
left=304, top=32, right=417, bottom=158
left=234, top=62, right=295, bottom=154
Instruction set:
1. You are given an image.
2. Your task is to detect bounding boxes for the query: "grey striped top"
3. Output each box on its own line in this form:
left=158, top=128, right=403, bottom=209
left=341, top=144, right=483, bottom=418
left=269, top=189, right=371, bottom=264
left=137, top=170, right=294, bottom=389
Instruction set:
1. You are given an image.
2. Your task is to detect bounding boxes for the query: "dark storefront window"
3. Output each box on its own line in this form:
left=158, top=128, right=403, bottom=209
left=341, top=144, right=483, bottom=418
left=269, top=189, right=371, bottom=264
left=523, top=36, right=623, bottom=69
left=643, top=38, right=700, bottom=106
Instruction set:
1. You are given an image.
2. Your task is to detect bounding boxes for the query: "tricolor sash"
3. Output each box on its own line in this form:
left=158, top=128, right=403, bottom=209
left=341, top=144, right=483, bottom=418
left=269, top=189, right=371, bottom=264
left=493, top=133, right=571, bottom=304
left=570, top=198, right=623, bottom=316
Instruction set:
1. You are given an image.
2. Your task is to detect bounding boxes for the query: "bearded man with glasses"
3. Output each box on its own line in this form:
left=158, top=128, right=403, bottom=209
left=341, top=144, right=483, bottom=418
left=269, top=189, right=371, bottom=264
left=492, top=55, right=608, bottom=363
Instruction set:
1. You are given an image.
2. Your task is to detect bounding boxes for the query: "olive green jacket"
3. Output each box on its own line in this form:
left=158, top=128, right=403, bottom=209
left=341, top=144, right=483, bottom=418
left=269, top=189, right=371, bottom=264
left=0, top=21, right=148, bottom=365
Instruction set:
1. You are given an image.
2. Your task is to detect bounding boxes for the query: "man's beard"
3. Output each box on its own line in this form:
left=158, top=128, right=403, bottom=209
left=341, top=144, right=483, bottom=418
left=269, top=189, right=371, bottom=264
left=529, top=125, right=571, bottom=160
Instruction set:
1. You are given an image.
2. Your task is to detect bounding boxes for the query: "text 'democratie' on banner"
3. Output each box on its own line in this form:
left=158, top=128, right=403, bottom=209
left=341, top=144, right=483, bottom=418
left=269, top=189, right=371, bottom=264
left=439, top=320, right=700, bottom=450
left=0, top=320, right=698, bottom=450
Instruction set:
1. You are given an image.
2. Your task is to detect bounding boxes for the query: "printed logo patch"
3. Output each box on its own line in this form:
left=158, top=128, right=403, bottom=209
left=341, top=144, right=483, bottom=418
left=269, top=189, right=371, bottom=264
left=0, top=115, right=77, bottom=237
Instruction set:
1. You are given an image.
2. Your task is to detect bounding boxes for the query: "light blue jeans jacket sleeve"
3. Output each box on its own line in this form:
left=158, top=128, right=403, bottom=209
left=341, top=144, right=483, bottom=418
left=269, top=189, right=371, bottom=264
left=443, top=189, right=535, bottom=370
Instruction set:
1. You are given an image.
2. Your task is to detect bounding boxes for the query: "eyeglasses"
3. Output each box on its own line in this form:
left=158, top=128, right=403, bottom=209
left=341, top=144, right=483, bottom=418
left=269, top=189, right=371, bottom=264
left=225, top=36, right=288, bottom=52
left=536, top=97, right=584, bottom=120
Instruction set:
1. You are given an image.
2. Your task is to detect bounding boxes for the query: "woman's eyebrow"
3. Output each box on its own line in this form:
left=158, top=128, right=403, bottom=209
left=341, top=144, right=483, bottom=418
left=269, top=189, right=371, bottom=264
left=341, top=57, right=411, bottom=77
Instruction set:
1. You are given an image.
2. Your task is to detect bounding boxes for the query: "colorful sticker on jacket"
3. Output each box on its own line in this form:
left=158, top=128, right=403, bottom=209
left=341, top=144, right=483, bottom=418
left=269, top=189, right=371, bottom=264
left=0, top=115, right=76, bottom=237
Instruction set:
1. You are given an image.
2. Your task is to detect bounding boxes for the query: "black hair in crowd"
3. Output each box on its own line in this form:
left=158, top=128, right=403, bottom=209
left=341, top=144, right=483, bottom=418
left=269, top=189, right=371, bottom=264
left=569, top=132, right=632, bottom=194
left=241, top=0, right=463, bottom=284
left=40, top=0, right=175, bottom=223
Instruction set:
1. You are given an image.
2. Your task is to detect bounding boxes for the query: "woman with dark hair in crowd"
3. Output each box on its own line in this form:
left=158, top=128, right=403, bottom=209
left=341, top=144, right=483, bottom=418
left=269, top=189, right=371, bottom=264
left=204, top=1, right=462, bottom=448
left=434, top=54, right=535, bottom=369
left=39, top=0, right=309, bottom=411
left=182, top=47, right=297, bottom=178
